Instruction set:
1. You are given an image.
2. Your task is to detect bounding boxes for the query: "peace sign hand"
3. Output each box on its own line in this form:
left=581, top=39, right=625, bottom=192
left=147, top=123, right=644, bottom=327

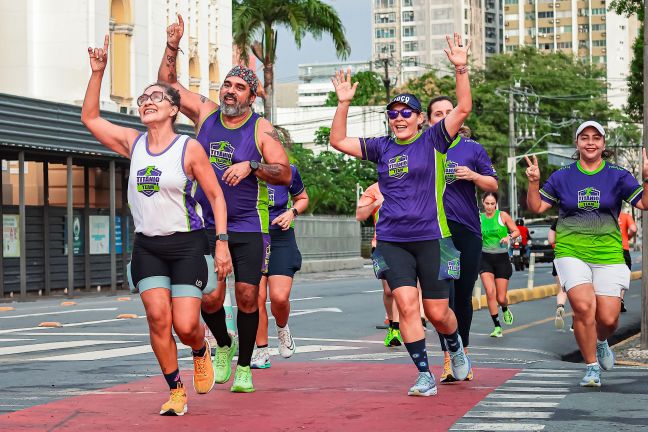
left=167, top=14, right=184, bottom=48
left=88, top=35, right=109, bottom=72
left=443, top=33, right=470, bottom=67
left=331, top=69, right=358, bottom=104
left=525, top=155, right=541, bottom=183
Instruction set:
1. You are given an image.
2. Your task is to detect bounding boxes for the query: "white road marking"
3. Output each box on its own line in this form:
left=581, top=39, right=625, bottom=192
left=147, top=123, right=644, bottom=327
left=179, top=345, right=364, bottom=361
left=516, top=372, right=579, bottom=378
left=486, top=393, right=565, bottom=400
left=37, top=344, right=155, bottom=361
left=451, top=423, right=545, bottom=431
left=0, top=316, right=146, bottom=335
left=362, top=289, right=383, bottom=293
left=232, top=296, right=324, bottom=309
left=0, top=340, right=132, bottom=356
left=0, top=308, right=118, bottom=319
left=495, top=387, right=569, bottom=393
left=464, top=411, right=553, bottom=419
left=504, top=380, right=567, bottom=385
left=17, top=332, right=151, bottom=337
left=477, top=401, right=559, bottom=408
left=314, top=352, right=410, bottom=361
left=0, top=338, right=35, bottom=342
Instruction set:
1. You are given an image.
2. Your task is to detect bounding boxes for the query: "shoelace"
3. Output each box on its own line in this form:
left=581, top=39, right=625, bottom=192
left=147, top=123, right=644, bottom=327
left=170, top=388, right=186, bottom=403
left=451, top=351, right=466, bottom=367
left=415, top=373, right=431, bottom=388
left=215, top=347, right=229, bottom=368
left=278, top=329, right=292, bottom=347
left=585, top=365, right=599, bottom=377
left=194, top=355, right=207, bottom=375
left=596, top=344, right=608, bottom=359
left=235, top=368, right=250, bottom=384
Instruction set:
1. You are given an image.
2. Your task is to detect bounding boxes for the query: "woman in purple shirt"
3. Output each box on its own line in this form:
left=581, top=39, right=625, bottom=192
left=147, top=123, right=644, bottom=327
left=330, top=33, right=472, bottom=397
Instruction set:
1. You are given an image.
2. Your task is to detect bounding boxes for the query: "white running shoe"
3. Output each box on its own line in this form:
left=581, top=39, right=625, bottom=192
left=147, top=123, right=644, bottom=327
left=250, top=347, right=271, bottom=369
left=277, top=324, right=296, bottom=358
left=554, top=306, right=565, bottom=330
left=596, top=340, right=615, bottom=371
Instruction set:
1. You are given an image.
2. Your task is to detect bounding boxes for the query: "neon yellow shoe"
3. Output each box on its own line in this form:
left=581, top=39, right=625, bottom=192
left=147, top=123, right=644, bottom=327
left=230, top=365, right=255, bottom=393
left=490, top=326, right=503, bottom=337
left=213, top=336, right=238, bottom=384
left=159, top=383, right=187, bottom=416
left=503, top=308, right=514, bottom=325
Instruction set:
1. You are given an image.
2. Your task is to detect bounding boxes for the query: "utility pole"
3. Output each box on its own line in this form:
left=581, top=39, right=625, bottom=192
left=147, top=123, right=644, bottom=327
left=641, top=0, right=648, bottom=350
left=508, top=89, right=517, bottom=220
left=380, top=57, right=391, bottom=102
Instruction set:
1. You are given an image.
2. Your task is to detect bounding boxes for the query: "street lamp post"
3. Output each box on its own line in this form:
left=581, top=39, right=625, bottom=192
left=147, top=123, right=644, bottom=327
left=507, top=132, right=560, bottom=220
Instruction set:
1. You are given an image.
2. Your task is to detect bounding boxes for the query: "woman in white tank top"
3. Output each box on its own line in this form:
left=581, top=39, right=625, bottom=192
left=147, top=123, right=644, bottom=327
left=81, top=35, right=232, bottom=416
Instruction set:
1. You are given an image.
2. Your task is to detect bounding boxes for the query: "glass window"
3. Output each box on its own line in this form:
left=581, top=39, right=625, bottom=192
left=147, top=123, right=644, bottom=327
left=375, top=28, right=396, bottom=39
left=592, top=39, right=606, bottom=46
left=403, top=26, right=416, bottom=37
left=403, top=41, right=419, bottom=51
left=402, top=11, right=414, bottom=22
left=403, top=0, right=413, bottom=6
left=432, top=8, right=453, bottom=20
left=592, top=23, right=606, bottom=31
left=375, top=0, right=395, bottom=8
left=375, top=12, right=395, bottom=23
left=538, top=11, right=554, bottom=18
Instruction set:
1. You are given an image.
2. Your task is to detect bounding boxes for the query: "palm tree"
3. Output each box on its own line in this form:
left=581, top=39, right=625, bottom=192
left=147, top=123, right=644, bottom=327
left=233, top=0, right=351, bottom=123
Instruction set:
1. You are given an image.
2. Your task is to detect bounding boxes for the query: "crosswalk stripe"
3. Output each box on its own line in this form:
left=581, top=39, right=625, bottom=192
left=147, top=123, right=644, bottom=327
left=36, top=344, right=154, bottom=361
left=0, top=308, right=118, bottom=320
left=486, top=394, right=564, bottom=400
left=504, top=380, right=566, bottom=385
left=477, top=401, right=559, bottom=408
left=0, top=340, right=132, bottom=356
left=464, top=411, right=553, bottom=419
left=495, top=387, right=569, bottom=393
left=516, top=372, right=579, bottom=378
left=451, top=423, right=545, bottom=431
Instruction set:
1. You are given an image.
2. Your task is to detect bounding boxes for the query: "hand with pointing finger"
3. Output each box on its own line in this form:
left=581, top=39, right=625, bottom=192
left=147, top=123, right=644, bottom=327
left=88, top=35, right=109, bottom=73
left=525, top=155, right=540, bottom=183
left=167, top=14, right=184, bottom=48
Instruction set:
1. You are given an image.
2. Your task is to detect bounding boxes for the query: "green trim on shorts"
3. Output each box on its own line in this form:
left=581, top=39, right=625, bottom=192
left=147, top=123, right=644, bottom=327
left=171, top=284, right=203, bottom=299
left=138, top=276, right=172, bottom=293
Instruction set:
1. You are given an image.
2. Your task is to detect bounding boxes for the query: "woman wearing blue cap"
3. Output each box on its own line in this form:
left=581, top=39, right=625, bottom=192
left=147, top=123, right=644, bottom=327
left=330, top=33, right=472, bottom=397
left=526, top=120, right=648, bottom=387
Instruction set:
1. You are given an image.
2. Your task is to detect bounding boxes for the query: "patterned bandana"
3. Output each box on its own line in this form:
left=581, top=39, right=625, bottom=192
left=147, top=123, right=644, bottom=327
left=225, top=66, right=259, bottom=96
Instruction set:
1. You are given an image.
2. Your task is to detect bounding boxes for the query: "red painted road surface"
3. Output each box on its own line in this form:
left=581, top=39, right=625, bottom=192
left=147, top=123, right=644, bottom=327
left=1, top=362, right=519, bottom=431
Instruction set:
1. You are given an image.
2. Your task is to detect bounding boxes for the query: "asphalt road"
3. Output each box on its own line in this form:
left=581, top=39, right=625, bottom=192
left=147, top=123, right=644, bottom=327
left=0, top=261, right=646, bottom=431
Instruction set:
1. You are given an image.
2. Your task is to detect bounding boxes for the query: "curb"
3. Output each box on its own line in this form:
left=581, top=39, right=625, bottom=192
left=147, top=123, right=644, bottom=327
left=471, top=270, right=642, bottom=311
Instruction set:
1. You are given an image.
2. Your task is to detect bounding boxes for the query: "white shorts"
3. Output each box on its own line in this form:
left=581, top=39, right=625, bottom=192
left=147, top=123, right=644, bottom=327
left=554, top=257, right=630, bottom=297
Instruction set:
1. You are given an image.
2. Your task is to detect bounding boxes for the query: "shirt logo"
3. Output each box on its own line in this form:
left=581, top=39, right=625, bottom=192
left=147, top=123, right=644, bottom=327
left=136, top=166, right=162, bottom=197
left=448, top=257, right=461, bottom=278
left=578, top=187, right=601, bottom=211
left=209, top=141, right=235, bottom=170
left=267, top=187, right=275, bottom=207
left=445, top=160, right=458, bottom=184
left=388, top=155, right=409, bottom=179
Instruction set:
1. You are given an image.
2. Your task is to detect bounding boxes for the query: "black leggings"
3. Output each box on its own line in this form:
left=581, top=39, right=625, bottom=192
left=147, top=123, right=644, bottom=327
left=439, top=220, right=482, bottom=350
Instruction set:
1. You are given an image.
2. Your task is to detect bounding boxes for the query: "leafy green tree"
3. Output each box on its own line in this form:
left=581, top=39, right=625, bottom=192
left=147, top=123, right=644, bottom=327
left=233, top=0, right=350, bottom=123
left=325, top=71, right=386, bottom=106
left=313, top=126, right=331, bottom=150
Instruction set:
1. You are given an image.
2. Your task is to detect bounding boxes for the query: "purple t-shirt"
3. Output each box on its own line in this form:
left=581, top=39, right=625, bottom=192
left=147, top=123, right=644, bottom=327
left=268, top=165, right=305, bottom=230
left=444, top=136, right=497, bottom=238
left=360, top=120, right=456, bottom=242
left=540, top=161, right=642, bottom=264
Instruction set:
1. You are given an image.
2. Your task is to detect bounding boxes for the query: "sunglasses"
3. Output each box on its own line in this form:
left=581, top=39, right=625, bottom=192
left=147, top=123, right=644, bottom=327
left=137, top=91, right=173, bottom=107
left=387, top=108, right=418, bottom=119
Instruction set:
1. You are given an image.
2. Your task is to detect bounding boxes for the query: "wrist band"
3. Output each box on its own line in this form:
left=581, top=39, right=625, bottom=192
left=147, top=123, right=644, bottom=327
left=167, top=42, right=184, bottom=54
left=455, top=66, right=468, bottom=74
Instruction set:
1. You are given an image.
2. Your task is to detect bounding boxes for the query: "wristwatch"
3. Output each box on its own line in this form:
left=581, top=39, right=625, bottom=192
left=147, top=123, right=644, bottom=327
left=290, top=207, right=298, bottom=217
left=216, top=233, right=229, bottom=242
left=249, top=160, right=260, bottom=172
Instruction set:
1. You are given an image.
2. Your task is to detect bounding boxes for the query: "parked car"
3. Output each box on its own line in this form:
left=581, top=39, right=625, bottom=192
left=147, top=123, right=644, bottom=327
left=527, top=224, right=554, bottom=263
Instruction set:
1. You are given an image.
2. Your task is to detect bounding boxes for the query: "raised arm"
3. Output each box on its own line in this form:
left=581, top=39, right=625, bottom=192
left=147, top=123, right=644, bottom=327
left=81, top=35, right=139, bottom=158
left=634, top=149, right=648, bottom=211
left=184, top=139, right=232, bottom=280
left=330, top=69, right=362, bottom=159
left=158, top=14, right=217, bottom=125
left=525, top=155, right=553, bottom=213
left=442, top=33, right=472, bottom=138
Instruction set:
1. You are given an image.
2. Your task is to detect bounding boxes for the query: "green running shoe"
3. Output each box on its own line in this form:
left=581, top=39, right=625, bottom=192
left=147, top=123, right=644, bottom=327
left=384, top=328, right=394, bottom=347
left=230, top=365, right=255, bottom=393
left=503, top=308, right=514, bottom=325
left=213, top=335, right=238, bottom=384
left=391, top=328, right=403, bottom=346
left=490, top=326, right=503, bottom=338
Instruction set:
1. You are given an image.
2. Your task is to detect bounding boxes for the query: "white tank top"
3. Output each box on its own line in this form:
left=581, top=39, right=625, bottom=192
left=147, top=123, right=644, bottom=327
left=128, top=133, right=204, bottom=236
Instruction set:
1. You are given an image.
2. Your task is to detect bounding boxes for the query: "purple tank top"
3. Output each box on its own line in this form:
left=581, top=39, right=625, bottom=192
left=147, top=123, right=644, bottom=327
left=195, top=109, right=269, bottom=233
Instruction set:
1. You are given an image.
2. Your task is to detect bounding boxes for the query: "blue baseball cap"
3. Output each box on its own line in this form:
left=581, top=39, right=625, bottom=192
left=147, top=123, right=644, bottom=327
left=386, top=93, right=422, bottom=112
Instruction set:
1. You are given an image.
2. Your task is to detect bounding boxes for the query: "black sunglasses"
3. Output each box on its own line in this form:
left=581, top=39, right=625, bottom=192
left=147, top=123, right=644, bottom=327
left=137, top=91, right=173, bottom=107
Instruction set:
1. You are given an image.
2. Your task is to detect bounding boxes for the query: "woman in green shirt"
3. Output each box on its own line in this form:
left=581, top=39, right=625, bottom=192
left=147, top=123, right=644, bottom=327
left=479, top=192, right=519, bottom=338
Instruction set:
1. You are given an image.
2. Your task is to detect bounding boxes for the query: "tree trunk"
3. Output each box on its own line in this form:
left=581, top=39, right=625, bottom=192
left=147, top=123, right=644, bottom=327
left=263, top=62, right=274, bottom=124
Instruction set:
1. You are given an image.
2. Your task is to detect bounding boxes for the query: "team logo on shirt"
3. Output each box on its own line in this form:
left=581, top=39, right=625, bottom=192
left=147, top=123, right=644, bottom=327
left=136, top=166, right=162, bottom=197
left=267, top=187, right=275, bottom=206
left=388, top=155, right=409, bottom=179
left=578, top=187, right=601, bottom=211
left=447, top=257, right=461, bottom=278
left=209, top=141, right=235, bottom=170
left=445, top=160, right=458, bottom=184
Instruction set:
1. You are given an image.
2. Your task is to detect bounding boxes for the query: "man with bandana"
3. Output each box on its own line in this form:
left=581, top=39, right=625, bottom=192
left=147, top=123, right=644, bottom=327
left=158, top=15, right=291, bottom=393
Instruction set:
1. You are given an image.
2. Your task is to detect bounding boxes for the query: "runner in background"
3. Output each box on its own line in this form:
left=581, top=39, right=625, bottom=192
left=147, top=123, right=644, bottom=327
left=549, top=219, right=569, bottom=330
left=618, top=207, right=636, bottom=312
left=356, top=183, right=403, bottom=347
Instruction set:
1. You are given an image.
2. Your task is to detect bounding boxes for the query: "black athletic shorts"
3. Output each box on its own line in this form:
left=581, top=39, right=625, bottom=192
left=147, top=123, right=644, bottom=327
left=480, top=252, right=513, bottom=280
left=206, top=230, right=271, bottom=286
left=266, top=228, right=302, bottom=277
left=623, top=249, right=632, bottom=271
left=552, top=262, right=558, bottom=277
left=129, top=229, right=212, bottom=298
left=375, top=238, right=456, bottom=300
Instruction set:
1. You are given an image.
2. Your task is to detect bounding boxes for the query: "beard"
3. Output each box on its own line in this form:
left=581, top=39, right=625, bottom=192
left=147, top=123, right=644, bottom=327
left=220, top=93, right=251, bottom=117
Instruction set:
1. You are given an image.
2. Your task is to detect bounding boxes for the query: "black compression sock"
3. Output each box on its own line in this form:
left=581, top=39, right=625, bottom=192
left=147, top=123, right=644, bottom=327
left=491, top=314, right=501, bottom=327
left=441, top=330, right=461, bottom=352
left=192, top=344, right=207, bottom=357
left=236, top=309, right=259, bottom=367
left=389, top=319, right=394, bottom=328
left=392, top=321, right=399, bottom=330
left=163, top=368, right=181, bottom=389
left=201, top=307, right=232, bottom=348
left=404, top=338, right=430, bottom=373
left=256, top=344, right=268, bottom=349
left=501, top=306, right=508, bottom=313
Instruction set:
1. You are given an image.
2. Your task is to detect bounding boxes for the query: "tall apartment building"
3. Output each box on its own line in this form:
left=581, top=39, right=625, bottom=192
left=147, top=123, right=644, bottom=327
left=0, top=0, right=233, bottom=114
left=503, top=0, right=639, bottom=109
left=372, top=0, right=491, bottom=85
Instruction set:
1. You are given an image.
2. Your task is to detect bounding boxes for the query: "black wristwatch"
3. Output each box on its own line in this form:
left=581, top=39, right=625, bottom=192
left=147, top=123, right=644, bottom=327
left=290, top=207, right=298, bottom=217
left=216, top=233, right=229, bottom=242
left=249, top=160, right=260, bottom=172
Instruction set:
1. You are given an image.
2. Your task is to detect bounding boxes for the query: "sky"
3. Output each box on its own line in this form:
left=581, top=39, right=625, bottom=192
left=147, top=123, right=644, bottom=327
left=272, top=0, right=371, bottom=83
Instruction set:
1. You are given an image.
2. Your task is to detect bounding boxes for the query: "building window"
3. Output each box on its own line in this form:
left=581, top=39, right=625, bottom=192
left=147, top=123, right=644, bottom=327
left=403, top=26, right=416, bottom=37
left=504, top=0, right=518, bottom=4
left=375, top=42, right=396, bottom=54
left=538, top=27, right=552, bottom=34
left=592, top=56, right=606, bottom=64
left=374, top=0, right=395, bottom=8
left=402, top=11, right=414, bottom=22
left=403, top=0, right=413, bottom=6
left=375, top=12, right=395, bottom=23
left=432, top=8, right=453, bottom=20
left=592, top=23, right=606, bottom=31
left=403, top=41, right=419, bottom=52
left=538, top=11, right=554, bottom=18
left=591, top=8, right=606, bottom=15
left=592, top=39, right=606, bottom=46
left=375, top=28, right=396, bottom=39
left=403, top=56, right=420, bottom=66
left=506, top=13, right=519, bottom=21
left=559, top=25, right=572, bottom=33
left=432, top=23, right=454, bottom=35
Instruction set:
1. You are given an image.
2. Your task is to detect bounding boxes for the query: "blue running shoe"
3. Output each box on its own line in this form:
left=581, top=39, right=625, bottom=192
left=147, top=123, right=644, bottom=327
left=596, top=340, right=615, bottom=371
left=447, top=336, right=471, bottom=381
left=580, top=364, right=601, bottom=387
left=407, top=371, right=437, bottom=397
